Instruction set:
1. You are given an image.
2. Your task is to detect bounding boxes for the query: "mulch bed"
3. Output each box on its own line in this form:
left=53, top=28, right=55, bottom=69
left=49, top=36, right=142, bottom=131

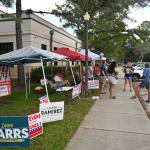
left=132, top=83, right=150, bottom=120
left=11, top=78, right=30, bottom=91
left=0, top=78, right=32, bottom=107
left=0, top=99, right=15, bottom=107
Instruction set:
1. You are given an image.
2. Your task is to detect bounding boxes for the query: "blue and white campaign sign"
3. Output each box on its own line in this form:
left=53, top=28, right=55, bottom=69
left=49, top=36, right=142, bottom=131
left=88, top=80, right=99, bottom=89
left=72, top=83, right=81, bottom=99
left=39, top=95, right=50, bottom=104
left=0, top=116, right=30, bottom=148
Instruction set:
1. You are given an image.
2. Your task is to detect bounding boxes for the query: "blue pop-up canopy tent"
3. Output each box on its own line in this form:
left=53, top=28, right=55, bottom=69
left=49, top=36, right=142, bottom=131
left=0, top=46, right=67, bottom=65
left=0, top=46, right=68, bottom=99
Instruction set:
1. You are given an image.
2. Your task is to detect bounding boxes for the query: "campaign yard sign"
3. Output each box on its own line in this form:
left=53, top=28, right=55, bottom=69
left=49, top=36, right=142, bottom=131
left=0, top=116, right=30, bottom=148
left=28, top=112, right=43, bottom=139
left=0, top=66, right=10, bottom=82
left=39, top=95, right=50, bottom=104
left=40, top=78, right=48, bottom=86
left=88, top=80, right=99, bottom=89
left=0, top=81, right=11, bottom=97
left=40, top=101, right=64, bottom=123
left=72, top=83, right=81, bottom=99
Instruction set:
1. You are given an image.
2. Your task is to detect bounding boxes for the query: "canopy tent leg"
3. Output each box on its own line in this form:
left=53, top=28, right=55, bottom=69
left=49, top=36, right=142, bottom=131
left=69, top=61, right=76, bottom=85
left=62, top=61, right=63, bottom=78
left=29, top=64, right=30, bottom=94
left=91, top=61, right=94, bottom=80
left=80, top=61, right=83, bottom=95
left=40, top=56, right=49, bottom=100
left=24, top=64, right=28, bottom=99
left=51, top=62, right=53, bottom=81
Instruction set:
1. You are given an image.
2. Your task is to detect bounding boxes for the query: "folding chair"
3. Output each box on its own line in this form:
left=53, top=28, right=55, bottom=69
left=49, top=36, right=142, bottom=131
left=48, top=80, right=61, bottom=94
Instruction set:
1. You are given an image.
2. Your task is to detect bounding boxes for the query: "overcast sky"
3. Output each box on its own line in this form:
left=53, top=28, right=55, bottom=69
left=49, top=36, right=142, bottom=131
left=1, top=0, right=150, bottom=36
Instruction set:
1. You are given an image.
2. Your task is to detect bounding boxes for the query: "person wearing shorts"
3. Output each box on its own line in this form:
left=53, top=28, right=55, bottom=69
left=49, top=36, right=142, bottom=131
left=130, top=63, right=150, bottom=102
left=54, top=72, right=71, bottom=86
left=122, top=62, right=134, bottom=92
left=100, top=61, right=107, bottom=94
left=108, top=61, right=119, bottom=99
left=94, top=64, right=99, bottom=79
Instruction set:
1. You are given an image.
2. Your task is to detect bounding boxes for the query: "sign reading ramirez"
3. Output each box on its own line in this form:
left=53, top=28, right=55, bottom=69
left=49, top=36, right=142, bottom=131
left=0, top=116, right=30, bottom=148
left=40, top=102, right=64, bottom=123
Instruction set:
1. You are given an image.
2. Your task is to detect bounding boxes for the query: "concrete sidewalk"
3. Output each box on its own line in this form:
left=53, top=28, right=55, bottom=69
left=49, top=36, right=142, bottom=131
left=65, top=68, right=150, bottom=150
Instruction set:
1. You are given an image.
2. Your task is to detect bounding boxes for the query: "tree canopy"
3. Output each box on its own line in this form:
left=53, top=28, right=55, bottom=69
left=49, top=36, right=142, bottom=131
left=52, top=0, right=150, bottom=59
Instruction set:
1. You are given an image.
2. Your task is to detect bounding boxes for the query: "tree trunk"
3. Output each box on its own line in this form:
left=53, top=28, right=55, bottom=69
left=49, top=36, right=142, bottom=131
left=16, top=0, right=25, bottom=86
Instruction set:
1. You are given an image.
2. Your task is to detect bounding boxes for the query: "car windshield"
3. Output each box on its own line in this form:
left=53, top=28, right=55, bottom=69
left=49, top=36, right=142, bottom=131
left=136, top=64, right=145, bottom=68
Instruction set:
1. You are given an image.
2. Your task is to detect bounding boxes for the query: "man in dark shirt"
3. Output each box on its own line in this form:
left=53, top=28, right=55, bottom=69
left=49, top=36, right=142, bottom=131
left=100, top=60, right=107, bottom=94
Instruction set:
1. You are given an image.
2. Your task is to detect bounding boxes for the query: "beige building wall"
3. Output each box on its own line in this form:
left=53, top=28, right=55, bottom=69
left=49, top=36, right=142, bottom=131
left=0, top=13, right=82, bottom=78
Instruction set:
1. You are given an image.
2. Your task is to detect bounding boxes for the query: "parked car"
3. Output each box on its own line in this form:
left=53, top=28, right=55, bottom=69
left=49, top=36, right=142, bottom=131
left=132, top=69, right=143, bottom=82
left=133, top=64, right=145, bottom=70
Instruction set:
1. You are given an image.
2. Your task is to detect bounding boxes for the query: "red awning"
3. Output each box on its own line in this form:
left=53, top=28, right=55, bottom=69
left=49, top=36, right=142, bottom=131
left=52, top=47, right=92, bottom=61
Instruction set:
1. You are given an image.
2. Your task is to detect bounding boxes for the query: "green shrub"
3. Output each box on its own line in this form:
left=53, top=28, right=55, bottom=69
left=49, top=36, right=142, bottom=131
left=30, top=65, right=80, bottom=82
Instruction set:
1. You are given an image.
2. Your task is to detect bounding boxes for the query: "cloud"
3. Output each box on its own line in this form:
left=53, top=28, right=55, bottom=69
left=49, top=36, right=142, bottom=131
left=22, top=0, right=65, bottom=12
left=51, top=21, right=56, bottom=26
left=125, top=7, right=150, bottom=29
left=0, top=6, right=15, bottom=13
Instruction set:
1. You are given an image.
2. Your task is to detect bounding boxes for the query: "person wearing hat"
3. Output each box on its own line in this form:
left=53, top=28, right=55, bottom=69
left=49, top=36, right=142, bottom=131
left=130, top=63, right=150, bottom=102
left=54, top=72, right=71, bottom=86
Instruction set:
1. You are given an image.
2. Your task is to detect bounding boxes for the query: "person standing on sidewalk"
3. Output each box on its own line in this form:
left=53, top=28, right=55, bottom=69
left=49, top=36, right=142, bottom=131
left=100, top=60, right=107, bottom=94
left=122, top=62, right=134, bottom=92
left=108, top=61, right=119, bottom=99
left=94, top=64, right=99, bottom=79
left=130, top=63, right=150, bottom=102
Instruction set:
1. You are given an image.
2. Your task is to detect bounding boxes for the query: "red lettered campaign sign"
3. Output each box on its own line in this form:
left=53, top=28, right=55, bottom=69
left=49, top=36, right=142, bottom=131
left=88, top=80, right=99, bottom=89
left=40, top=78, right=48, bottom=86
left=40, top=101, right=64, bottom=123
left=72, top=83, right=81, bottom=99
left=0, top=81, right=11, bottom=97
left=28, top=112, right=43, bottom=139
left=39, top=95, right=50, bottom=104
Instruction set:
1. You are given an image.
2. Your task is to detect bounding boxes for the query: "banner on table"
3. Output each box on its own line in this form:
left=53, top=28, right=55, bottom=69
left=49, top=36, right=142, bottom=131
left=28, top=112, right=43, bottom=139
left=0, top=81, right=11, bottom=97
left=72, top=83, right=81, bottom=99
left=40, top=101, right=64, bottom=123
left=88, top=80, right=99, bottom=89
left=0, top=66, right=10, bottom=82
left=0, top=116, right=30, bottom=148
left=40, top=78, right=48, bottom=86
left=39, top=95, right=50, bottom=104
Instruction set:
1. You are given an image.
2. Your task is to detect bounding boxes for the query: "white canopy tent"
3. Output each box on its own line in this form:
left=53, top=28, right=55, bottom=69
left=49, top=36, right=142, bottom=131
left=78, top=49, right=106, bottom=60
left=0, top=46, right=68, bottom=99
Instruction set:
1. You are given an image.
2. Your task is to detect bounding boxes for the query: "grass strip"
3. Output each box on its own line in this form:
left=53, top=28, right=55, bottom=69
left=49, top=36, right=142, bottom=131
left=0, top=77, right=101, bottom=150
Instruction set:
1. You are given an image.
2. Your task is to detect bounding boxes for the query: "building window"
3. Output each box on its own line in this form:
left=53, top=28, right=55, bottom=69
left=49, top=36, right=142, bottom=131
left=0, top=43, right=13, bottom=55
left=41, top=44, right=47, bottom=66
left=77, top=61, right=79, bottom=65
left=41, top=44, right=47, bottom=50
left=54, top=61, right=58, bottom=66
left=72, top=61, right=74, bottom=66
left=54, top=47, right=58, bottom=51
